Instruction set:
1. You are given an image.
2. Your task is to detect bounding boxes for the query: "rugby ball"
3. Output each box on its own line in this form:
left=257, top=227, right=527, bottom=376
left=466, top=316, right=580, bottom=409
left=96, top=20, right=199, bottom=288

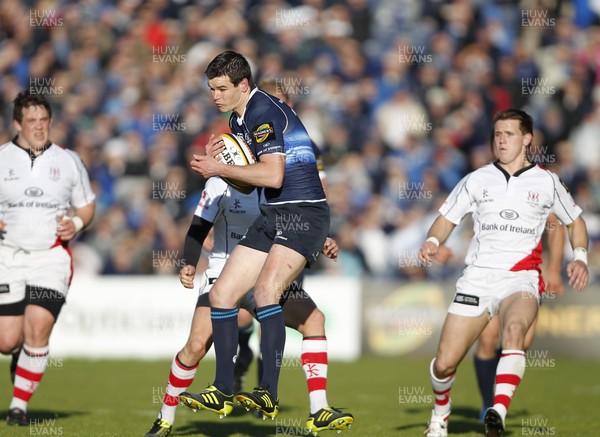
left=217, top=133, right=256, bottom=194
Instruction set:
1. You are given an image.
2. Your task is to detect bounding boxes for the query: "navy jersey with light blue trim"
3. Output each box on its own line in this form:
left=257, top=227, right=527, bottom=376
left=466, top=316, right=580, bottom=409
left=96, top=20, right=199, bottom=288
left=229, top=89, right=325, bottom=204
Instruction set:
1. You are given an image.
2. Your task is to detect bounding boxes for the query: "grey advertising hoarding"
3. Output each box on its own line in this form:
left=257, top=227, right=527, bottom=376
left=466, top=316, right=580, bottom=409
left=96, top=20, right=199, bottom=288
left=363, top=280, right=600, bottom=359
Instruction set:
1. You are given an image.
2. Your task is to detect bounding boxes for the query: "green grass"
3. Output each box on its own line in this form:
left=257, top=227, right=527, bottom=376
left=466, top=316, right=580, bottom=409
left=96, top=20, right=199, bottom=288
left=0, top=356, right=597, bottom=436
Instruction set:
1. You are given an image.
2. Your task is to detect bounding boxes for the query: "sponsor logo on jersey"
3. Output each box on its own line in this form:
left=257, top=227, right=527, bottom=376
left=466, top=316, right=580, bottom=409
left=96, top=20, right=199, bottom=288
left=252, top=122, right=275, bottom=143
left=0, top=284, right=9, bottom=293
left=499, top=209, right=519, bottom=220
left=230, top=231, right=244, bottom=240
left=24, top=187, right=44, bottom=197
left=453, top=293, right=479, bottom=306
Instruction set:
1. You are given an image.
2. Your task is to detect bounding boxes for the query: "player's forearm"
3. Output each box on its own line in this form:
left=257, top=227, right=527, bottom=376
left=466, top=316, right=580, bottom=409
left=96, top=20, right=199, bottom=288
left=183, top=216, right=213, bottom=267
left=546, top=216, right=565, bottom=270
left=73, top=202, right=96, bottom=230
left=567, top=216, right=589, bottom=251
left=426, top=215, right=456, bottom=245
left=221, top=158, right=284, bottom=188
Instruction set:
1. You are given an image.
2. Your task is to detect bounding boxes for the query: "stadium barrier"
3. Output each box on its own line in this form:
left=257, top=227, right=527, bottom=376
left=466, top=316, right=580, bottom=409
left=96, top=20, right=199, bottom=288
left=49, top=275, right=362, bottom=361
left=362, top=279, right=600, bottom=359
left=20, top=276, right=600, bottom=361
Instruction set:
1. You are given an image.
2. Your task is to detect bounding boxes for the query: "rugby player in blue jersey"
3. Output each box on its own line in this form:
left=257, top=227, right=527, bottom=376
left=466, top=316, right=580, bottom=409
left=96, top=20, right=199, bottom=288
left=180, top=51, right=332, bottom=422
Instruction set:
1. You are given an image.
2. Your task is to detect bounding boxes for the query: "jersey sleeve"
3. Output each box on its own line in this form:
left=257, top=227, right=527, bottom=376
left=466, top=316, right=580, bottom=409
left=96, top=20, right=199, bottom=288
left=248, top=104, right=286, bottom=159
left=549, top=172, right=582, bottom=225
left=67, top=150, right=96, bottom=208
left=439, top=174, right=473, bottom=224
left=194, top=177, right=228, bottom=223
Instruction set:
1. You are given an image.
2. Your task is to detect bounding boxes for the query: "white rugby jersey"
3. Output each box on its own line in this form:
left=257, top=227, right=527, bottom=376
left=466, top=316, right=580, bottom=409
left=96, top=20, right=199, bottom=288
left=195, top=177, right=260, bottom=277
left=0, top=140, right=95, bottom=251
left=440, top=162, right=582, bottom=271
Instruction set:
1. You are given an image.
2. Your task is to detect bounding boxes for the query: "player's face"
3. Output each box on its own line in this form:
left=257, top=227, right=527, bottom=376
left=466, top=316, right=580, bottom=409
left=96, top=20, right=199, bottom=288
left=207, top=76, right=249, bottom=115
left=13, top=105, right=51, bottom=151
left=493, top=119, right=531, bottom=166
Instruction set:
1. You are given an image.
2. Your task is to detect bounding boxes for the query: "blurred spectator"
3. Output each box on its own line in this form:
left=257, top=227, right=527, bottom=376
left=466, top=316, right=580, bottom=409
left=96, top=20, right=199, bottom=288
left=0, top=0, right=598, bottom=279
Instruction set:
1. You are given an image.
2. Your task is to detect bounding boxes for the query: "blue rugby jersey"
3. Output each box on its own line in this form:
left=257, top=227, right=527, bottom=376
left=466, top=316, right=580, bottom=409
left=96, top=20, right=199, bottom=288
left=229, top=88, right=326, bottom=204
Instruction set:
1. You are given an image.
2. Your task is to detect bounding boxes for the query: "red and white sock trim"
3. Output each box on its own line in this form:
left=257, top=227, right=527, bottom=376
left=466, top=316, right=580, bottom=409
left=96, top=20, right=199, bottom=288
left=301, top=337, right=329, bottom=413
left=10, top=344, right=49, bottom=412
left=159, top=354, right=198, bottom=424
left=430, top=358, right=455, bottom=416
left=493, top=349, right=526, bottom=420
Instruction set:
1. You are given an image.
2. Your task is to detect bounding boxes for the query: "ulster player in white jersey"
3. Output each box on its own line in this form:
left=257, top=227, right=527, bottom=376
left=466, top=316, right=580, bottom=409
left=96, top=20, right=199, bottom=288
left=194, top=177, right=260, bottom=291
left=419, top=109, right=589, bottom=437
left=145, top=176, right=353, bottom=437
left=0, top=91, right=95, bottom=426
left=440, top=166, right=577, bottom=273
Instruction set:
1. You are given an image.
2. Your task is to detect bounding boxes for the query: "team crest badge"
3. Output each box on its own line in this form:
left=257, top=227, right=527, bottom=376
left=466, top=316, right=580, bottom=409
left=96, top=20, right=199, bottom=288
left=527, top=191, right=539, bottom=203
left=49, top=167, right=60, bottom=181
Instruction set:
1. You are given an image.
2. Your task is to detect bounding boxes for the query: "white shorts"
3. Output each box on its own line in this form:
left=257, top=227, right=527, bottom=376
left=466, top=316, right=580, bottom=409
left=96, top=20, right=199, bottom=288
left=448, top=266, right=539, bottom=318
left=196, top=272, right=256, bottom=314
left=0, top=244, right=72, bottom=306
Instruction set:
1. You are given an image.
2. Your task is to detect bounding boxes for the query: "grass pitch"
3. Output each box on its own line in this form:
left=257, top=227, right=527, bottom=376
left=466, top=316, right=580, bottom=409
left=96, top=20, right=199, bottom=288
left=0, top=356, right=597, bottom=436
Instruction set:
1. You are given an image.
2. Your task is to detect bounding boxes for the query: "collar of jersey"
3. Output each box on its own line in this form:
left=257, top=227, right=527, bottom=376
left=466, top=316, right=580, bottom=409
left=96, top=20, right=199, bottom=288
left=493, top=160, right=536, bottom=182
left=11, top=135, right=52, bottom=157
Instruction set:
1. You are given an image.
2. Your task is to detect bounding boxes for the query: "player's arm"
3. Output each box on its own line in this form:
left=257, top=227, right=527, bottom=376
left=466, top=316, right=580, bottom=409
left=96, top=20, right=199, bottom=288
left=57, top=201, right=95, bottom=242
left=565, top=215, right=589, bottom=291
left=221, top=153, right=284, bottom=188
left=59, top=151, right=97, bottom=241
left=191, top=142, right=284, bottom=188
left=180, top=215, right=214, bottom=289
left=418, top=215, right=456, bottom=263
left=544, top=213, right=565, bottom=295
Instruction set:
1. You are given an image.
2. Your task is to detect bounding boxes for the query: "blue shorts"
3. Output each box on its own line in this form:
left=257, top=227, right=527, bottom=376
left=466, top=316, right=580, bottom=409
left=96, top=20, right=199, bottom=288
left=239, top=201, right=330, bottom=268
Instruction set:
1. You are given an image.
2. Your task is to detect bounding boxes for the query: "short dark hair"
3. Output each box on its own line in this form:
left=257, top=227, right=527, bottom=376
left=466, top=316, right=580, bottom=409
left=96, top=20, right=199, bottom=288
left=493, top=108, right=533, bottom=136
left=12, top=90, right=52, bottom=122
left=205, top=50, right=253, bottom=87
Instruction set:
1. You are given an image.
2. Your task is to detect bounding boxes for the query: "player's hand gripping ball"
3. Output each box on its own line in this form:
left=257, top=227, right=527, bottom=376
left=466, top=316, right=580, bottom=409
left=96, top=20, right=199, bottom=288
left=217, top=133, right=256, bottom=194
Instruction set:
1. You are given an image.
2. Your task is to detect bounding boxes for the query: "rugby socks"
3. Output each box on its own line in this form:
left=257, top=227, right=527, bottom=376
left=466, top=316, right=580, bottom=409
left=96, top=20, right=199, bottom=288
left=301, top=336, right=329, bottom=414
left=256, top=304, right=285, bottom=400
left=159, top=354, right=198, bottom=425
left=430, top=358, right=456, bottom=417
left=211, top=307, right=239, bottom=395
left=474, top=349, right=501, bottom=409
left=493, top=349, right=526, bottom=421
left=10, top=344, right=49, bottom=412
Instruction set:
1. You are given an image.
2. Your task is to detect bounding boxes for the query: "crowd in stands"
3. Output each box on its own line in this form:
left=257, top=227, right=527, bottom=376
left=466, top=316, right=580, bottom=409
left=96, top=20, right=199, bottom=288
left=0, top=0, right=598, bottom=283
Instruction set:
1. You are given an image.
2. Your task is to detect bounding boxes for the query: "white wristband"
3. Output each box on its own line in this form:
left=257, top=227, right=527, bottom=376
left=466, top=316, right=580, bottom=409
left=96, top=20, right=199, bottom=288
left=426, top=236, right=440, bottom=247
left=71, top=216, right=84, bottom=233
left=573, top=247, right=588, bottom=266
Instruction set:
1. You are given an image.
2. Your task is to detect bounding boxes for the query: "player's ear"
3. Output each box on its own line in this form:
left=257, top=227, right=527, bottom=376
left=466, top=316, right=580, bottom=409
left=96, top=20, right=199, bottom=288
left=523, top=132, right=533, bottom=148
left=239, top=78, right=250, bottom=93
left=12, top=119, right=22, bottom=133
